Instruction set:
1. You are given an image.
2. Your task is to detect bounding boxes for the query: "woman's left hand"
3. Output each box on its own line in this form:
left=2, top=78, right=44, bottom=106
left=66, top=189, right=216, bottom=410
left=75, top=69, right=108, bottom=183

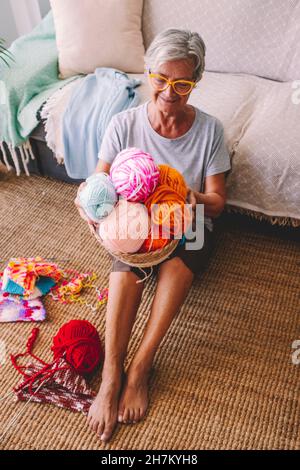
left=186, top=186, right=197, bottom=211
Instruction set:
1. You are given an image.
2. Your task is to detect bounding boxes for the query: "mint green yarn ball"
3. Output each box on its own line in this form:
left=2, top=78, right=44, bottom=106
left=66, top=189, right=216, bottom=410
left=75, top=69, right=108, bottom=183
left=79, top=172, right=118, bottom=223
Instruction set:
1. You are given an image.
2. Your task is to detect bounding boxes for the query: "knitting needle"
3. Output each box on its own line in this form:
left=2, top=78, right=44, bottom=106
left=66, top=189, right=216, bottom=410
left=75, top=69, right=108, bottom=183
left=0, top=380, right=45, bottom=442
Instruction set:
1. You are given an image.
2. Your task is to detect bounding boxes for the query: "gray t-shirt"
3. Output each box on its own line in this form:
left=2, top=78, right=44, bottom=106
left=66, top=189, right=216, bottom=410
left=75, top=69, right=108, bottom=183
left=98, top=100, right=231, bottom=232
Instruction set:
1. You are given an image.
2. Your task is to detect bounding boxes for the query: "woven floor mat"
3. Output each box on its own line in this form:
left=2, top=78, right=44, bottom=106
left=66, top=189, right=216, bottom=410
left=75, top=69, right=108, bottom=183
left=0, top=172, right=299, bottom=450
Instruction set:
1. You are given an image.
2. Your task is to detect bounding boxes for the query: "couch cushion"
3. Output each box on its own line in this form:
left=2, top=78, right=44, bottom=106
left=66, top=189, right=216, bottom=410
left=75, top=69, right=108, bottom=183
left=188, top=72, right=300, bottom=222
left=50, top=0, right=145, bottom=78
left=224, top=80, right=300, bottom=222
left=142, top=0, right=300, bottom=82
left=188, top=71, right=259, bottom=152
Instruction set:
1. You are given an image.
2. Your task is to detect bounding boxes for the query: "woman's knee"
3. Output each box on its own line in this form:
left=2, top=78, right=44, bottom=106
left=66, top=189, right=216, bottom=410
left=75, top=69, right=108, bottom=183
left=158, top=255, right=194, bottom=279
left=109, top=270, right=145, bottom=288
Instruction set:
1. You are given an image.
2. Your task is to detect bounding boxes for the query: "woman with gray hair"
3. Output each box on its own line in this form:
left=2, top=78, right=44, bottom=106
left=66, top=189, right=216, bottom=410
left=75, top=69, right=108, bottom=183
left=75, top=28, right=231, bottom=442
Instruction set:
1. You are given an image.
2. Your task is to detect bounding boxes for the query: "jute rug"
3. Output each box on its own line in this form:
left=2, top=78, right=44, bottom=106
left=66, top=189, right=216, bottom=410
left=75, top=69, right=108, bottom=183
left=0, top=172, right=299, bottom=450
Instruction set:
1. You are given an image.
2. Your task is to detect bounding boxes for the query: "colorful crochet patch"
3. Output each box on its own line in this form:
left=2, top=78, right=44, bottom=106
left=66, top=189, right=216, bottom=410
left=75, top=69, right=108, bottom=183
left=0, top=278, right=46, bottom=322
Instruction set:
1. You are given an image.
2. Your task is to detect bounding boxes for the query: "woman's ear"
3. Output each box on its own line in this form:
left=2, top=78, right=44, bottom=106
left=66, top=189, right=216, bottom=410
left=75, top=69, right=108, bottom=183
left=144, top=66, right=150, bottom=84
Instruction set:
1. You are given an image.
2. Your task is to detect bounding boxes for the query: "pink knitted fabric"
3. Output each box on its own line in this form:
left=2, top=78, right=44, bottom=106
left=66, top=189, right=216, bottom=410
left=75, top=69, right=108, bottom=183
left=14, top=358, right=95, bottom=414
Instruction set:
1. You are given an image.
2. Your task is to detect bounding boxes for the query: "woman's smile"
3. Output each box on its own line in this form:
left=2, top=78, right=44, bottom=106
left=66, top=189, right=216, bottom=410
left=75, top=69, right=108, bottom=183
left=159, top=95, right=178, bottom=104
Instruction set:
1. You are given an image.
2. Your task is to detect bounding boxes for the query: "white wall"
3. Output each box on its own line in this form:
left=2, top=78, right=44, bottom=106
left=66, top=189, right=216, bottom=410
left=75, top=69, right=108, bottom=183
left=0, top=0, right=18, bottom=46
left=0, top=0, right=50, bottom=46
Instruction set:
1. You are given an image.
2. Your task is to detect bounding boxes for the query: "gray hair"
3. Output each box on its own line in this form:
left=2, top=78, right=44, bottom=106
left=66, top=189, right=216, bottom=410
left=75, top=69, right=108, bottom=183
left=144, top=28, right=206, bottom=82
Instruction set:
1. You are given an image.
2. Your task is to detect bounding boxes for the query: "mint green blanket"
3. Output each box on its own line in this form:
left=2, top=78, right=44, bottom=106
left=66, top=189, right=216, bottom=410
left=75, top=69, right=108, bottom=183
left=0, top=11, right=78, bottom=173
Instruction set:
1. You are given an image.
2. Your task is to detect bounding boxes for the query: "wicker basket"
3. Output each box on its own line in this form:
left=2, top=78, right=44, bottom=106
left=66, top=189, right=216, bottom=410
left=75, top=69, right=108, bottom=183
left=91, top=224, right=179, bottom=268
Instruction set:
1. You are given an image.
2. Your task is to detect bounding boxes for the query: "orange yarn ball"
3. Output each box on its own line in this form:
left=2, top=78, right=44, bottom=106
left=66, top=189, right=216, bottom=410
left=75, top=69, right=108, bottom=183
left=158, top=164, right=188, bottom=199
left=139, top=236, right=170, bottom=253
left=138, top=165, right=192, bottom=253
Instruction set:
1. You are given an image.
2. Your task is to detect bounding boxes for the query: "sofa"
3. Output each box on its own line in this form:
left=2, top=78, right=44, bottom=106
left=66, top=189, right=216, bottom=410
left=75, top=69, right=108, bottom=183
left=4, top=0, right=300, bottom=227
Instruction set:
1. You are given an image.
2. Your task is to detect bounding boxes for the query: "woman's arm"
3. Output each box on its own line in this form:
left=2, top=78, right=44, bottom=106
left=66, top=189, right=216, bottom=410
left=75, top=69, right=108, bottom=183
left=187, top=173, right=227, bottom=219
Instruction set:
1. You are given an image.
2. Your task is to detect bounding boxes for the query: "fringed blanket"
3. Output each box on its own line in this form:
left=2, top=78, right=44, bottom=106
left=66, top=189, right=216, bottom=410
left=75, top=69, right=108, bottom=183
left=62, top=67, right=141, bottom=179
left=0, top=11, right=77, bottom=176
left=40, top=79, right=84, bottom=165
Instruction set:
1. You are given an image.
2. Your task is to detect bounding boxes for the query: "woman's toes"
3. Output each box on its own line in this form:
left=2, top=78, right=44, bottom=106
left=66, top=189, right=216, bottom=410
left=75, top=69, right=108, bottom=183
left=123, top=408, right=130, bottom=423
left=132, top=408, right=138, bottom=423
left=97, top=420, right=105, bottom=437
left=135, top=408, right=141, bottom=422
left=88, top=418, right=93, bottom=430
left=118, top=407, right=124, bottom=423
left=130, top=409, right=136, bottom=423
left=100, top=424, right=114, bottom=442
left=91, top=419, right=98, bottom=433
left=87, top=413, right=92, bottom=425
left=100, top=432, right=108, bottom=442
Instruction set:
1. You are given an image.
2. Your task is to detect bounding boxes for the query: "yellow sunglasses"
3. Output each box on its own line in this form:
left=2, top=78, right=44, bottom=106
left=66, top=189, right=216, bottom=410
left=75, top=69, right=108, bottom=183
left=147, top=69, right=197, bottom=96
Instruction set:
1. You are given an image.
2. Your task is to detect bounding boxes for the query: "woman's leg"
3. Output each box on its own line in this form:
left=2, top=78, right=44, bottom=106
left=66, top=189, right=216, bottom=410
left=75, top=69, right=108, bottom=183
left=87, top=270, right=145, bottom=442
left=117, top=257, right=194, bottom=424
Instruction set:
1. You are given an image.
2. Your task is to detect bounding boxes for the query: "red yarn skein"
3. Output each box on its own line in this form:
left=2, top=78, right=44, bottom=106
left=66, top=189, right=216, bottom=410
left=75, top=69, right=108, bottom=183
left=51, top=320, right=103, bottom=375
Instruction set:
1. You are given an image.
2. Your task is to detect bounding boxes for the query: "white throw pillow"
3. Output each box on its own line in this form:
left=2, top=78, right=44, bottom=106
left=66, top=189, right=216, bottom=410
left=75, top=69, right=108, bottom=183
left=50, top=0, right=145, bottom=78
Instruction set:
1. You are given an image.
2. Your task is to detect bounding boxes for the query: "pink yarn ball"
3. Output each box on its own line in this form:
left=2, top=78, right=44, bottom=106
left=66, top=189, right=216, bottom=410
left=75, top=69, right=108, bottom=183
left=110, top=147, right=160, bottom=202
left=98, top=199, right=150, bottom=254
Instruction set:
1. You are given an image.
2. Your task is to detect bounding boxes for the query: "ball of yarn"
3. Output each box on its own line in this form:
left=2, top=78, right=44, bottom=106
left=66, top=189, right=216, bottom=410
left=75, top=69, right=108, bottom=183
left=158, top=164, right=193, bottom=235
left=139, top=165, right=192, bottom=252
left=139, top=235, right=170, bottom=253
left=110, top=147, right=159, bottom=202
left=98, top=199, right=150, bottom=254
left=51, top=319, right=103, bottom=375
left=78, top=172, right=118, bottom=223
left=158, top=164, right=188, bottom=199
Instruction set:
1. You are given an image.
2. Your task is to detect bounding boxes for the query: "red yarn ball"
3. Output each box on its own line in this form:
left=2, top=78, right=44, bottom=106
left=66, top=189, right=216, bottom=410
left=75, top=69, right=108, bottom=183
left=51, top=320, right=104, bottom=375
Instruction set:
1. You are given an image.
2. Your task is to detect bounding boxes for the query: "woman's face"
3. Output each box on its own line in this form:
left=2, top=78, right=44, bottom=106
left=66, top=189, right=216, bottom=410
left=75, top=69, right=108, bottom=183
left=146, top=59, right=195, bottom=114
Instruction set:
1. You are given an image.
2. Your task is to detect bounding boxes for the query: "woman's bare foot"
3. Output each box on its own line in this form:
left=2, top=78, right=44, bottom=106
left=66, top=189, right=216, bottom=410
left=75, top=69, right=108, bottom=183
left=87, top=366, right=124, bottom=442
left=117, top=363, right=151, bottom=424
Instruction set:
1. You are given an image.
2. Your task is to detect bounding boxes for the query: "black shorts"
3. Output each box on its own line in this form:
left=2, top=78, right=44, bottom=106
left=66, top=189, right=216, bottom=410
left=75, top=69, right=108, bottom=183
left=110, top=225, right=215, bottom=281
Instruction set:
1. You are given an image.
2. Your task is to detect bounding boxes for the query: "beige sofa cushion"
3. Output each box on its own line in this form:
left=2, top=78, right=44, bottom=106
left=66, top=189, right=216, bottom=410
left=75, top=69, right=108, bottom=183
left=189, top=73, right=300, bottom=223
left=188, top=71, right=258, bottom=152
left=50, top=0, right=145, bottom=78
left=142, top=0, right=300, bottom=82
left=224, top=80, right=300, bottom=223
